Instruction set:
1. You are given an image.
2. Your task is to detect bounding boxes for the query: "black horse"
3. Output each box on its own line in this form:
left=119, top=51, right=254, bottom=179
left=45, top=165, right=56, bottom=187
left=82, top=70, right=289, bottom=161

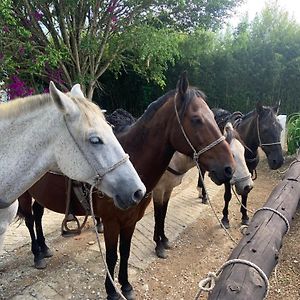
left=198, top=102, right=284, bottom=228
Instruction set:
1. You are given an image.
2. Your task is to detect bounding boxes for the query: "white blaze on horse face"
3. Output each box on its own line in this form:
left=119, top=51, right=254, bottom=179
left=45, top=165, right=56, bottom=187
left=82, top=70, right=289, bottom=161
left=229, top=138, right=253, bottom=195
left=50, top=83, right=146, bottom=208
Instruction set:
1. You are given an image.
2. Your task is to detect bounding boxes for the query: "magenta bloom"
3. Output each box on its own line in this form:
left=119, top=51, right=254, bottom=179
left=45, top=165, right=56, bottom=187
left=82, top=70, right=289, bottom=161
left=8, top=76, right=35, bottom=100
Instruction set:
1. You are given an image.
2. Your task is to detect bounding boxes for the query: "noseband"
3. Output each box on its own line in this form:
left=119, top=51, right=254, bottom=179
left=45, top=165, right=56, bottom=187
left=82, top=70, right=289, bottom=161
left=64, top=116, right=129, bottom=185
left=174, top=96, right=225, bottom=163
left=257, top=115, right=281, bottom=148
left=230, top=174, right=251, bottom=186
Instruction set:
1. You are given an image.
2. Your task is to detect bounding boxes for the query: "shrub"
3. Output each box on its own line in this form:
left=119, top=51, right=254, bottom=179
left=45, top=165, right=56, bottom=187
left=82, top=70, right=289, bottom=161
left=287, top=113, right=300, bottom=154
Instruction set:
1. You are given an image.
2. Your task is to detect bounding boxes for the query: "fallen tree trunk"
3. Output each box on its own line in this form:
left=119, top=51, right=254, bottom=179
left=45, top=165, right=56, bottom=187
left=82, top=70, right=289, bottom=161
left=208, top=153, right=300, bottom=300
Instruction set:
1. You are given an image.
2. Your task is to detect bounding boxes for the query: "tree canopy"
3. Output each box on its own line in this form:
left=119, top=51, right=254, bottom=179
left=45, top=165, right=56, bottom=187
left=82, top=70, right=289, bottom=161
left=0, top=0, right=242, bottom=99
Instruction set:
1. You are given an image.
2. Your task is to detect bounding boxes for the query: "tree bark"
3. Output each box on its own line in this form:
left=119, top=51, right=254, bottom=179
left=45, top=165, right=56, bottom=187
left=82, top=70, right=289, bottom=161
left=208, top=153, right=300, bottom=300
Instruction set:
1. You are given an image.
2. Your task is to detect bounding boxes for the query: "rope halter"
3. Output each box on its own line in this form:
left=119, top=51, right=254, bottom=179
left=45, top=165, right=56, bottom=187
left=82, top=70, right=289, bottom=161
left=174, top=95, right=225, bottom=164
left=64, top=116, right=129, bottom=185
left=257, top=115, right=281, bottom=148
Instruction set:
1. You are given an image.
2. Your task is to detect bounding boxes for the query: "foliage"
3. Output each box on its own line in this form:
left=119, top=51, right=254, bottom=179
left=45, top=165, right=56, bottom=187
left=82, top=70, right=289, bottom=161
left=162, top=1, right=300, bottom=115
left=287, top=113, right=300, bottom=155
left=0, top=0, right=242, bottom=99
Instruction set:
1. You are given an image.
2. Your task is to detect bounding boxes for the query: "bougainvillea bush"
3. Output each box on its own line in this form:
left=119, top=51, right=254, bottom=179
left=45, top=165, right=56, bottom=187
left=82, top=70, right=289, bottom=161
left=287, top=113, right=300, bottom=155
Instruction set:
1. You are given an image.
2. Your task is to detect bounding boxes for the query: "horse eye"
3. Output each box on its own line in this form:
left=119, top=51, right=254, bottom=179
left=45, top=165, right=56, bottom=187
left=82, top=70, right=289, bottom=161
left=191, top=116, right=203, bottom=125
left=89, top=136, right=103, bottom=145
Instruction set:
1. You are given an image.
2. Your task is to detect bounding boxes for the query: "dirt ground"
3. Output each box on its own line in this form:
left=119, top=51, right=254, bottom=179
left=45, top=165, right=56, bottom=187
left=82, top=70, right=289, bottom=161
left=0, top=154, right=299, bottom=300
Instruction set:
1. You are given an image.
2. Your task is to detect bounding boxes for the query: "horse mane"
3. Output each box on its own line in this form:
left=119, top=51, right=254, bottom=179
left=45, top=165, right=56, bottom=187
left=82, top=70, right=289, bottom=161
left=106, top=108, right=136, bottom=133
left=139, top=87, right=207, bottom=123
left=0, top=92, right=104, bottom=121
left=139, top=90, right=174, bottom=123
left=0, top=94, right=52, bottom=119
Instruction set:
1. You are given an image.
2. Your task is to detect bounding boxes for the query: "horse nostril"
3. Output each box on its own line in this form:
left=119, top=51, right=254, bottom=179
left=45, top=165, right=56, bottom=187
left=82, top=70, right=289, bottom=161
left=132, top=189, right=145, bottom=203
left=244, top=185, right=253, bottom=194
left=224, top=166, right=233, bottom=180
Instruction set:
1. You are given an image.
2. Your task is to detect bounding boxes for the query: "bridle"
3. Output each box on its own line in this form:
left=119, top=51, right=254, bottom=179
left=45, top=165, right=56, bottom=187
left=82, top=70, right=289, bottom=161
left=174, top=95, right=225, bottom=164
left=63, top=115, right=129, bottom=185
left=257, top=115, right=281, bottom=148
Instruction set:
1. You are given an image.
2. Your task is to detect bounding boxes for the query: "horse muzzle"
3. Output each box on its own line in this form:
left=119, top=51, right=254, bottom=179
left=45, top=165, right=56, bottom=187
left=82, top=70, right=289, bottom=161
left=208, top=165, right=233, bottom=185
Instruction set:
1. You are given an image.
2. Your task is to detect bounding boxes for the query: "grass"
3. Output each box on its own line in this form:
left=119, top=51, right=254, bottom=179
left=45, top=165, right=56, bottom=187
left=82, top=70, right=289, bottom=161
left=287, top=113, right=300, bottom=154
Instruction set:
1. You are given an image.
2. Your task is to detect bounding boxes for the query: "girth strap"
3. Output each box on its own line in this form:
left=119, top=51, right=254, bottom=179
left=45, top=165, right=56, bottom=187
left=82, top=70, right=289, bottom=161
left=167, top=166, right=186, bottom=176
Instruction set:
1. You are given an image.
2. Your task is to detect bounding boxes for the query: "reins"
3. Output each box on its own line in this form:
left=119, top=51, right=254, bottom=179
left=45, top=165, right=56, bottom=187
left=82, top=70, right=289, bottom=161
left=63, top=115, right=129, bottom=185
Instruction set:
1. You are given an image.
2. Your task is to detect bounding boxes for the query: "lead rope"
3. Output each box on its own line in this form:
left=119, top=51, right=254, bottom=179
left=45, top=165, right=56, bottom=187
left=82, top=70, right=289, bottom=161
left=195, top=258, right=270, bottom=300
left=174, top=96, right=234, bottom=241
left=88, top=181, right=127, bottom=300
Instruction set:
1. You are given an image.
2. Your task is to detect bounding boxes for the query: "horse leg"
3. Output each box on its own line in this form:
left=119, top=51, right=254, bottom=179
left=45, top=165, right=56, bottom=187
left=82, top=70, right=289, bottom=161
left=197, top=170, right=208, bottom=204
left=95, top=216, right=104, bottom=233
left=18, top=193, right=45, bottom=269
left=103, top=223, right=120, bottom=300
left=118, top=226, right=136, bottom=300
left=221, top=182, right=232, bottom=229
left=32, top=201, right=53, bottom=259
left=240, top=194, right=250, bottom=225
left=153, top=191, right=171, bottom=259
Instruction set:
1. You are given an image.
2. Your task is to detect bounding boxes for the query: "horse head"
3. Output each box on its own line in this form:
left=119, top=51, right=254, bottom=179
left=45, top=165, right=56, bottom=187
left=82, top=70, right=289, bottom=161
left=169, top=72, right=235, bottom=185
left=50, top=82, right=146, bottom=209
left=224, top=122, right=253, bottom=195
left=256, top=102, right=284, bottom=169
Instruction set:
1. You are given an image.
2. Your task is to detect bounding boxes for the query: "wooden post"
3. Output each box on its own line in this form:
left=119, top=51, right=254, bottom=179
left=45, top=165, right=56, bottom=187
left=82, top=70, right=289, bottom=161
left=208, top=153, right=300, bottom=300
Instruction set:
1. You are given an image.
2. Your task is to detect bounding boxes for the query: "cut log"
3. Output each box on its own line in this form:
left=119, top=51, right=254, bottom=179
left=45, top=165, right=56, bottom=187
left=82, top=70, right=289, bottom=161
left=208, top=153, right=300, bottom=300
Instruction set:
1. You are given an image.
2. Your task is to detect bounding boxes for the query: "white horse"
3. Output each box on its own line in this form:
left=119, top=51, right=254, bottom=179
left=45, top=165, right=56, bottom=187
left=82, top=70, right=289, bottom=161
left=153, top=122, right=254, bottom=258
left=0, top=82, right=145, bottom=250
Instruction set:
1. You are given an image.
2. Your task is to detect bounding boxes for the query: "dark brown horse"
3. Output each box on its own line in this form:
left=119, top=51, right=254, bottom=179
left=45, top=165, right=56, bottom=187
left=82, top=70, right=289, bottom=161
left=18, top=73, right=235, bottom=300
left=198, top=103, right=284, bottom=228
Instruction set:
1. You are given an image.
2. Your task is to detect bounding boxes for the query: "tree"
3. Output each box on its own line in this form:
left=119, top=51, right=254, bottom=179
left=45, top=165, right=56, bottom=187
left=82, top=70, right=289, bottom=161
left=0, top=0, right=243, bottom=99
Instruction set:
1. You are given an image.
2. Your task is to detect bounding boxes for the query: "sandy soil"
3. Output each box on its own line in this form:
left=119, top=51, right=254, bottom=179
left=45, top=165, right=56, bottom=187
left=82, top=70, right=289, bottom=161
left=0, top=155, right=299, bottom=300
left=133, top=156, right=300, bottom=300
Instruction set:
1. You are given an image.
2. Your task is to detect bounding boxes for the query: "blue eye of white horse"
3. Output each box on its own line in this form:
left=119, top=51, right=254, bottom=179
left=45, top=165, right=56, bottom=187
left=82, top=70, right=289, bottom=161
left=89, top=136, right=103, bottom=145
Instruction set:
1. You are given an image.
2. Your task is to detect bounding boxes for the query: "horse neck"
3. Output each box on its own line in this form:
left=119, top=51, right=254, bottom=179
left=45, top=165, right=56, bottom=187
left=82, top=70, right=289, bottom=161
left=117, top=104, right=176, bottom=192
left=0, top=97, right=64, bottom=203
left=236, top=111, right=259, bottom=156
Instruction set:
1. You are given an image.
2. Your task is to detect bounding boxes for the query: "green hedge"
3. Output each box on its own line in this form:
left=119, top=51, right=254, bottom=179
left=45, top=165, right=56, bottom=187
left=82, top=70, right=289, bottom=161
left=287, top=113, right=300, bottom=154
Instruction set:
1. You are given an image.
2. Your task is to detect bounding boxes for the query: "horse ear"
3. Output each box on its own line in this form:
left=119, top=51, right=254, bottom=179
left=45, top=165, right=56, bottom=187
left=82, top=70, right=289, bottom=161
left=256, top=101, right=264, bottom=115
left=223, top=122, right=233, bottom=140
left=273, top=99, right=280, bottom=114
left=177, top=71, right=189, bottom=96
left=49, top=81, right=79, bottom=118
left=70, top=83, right=85, bottom=98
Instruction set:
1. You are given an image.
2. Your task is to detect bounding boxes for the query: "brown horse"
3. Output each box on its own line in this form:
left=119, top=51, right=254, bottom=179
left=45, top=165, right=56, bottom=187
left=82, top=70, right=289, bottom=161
left=18, top=73, right=235, bottom=300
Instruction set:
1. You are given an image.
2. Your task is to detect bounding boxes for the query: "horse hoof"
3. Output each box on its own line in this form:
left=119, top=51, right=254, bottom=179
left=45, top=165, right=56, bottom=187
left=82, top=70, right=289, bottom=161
left=107, top=293, right=122, bottom=300
left=241, top=219, right=249, bottom=226
left=162, top=239, right=171, bottom=249
left=97, top=223, right=104, bottom=233
left=221, top=220, right=230, bottom=229
left=42, top=248, right=53, bottom=258
left=122, top=285, right=135, bottom=300
left=34, top=259, right=47, bottom=269
left=155, top=246, right=167, bottom=259
left=201, top=197, right=208, bottom=204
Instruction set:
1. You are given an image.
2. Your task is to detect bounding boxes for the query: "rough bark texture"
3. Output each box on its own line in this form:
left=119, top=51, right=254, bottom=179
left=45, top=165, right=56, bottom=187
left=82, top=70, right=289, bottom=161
left=208, top=152, right=300, bottom=300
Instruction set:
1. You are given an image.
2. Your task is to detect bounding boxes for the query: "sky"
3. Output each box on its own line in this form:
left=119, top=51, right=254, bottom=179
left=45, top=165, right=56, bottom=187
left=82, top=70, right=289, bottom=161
left=230, top=0, right=300, bottom=26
